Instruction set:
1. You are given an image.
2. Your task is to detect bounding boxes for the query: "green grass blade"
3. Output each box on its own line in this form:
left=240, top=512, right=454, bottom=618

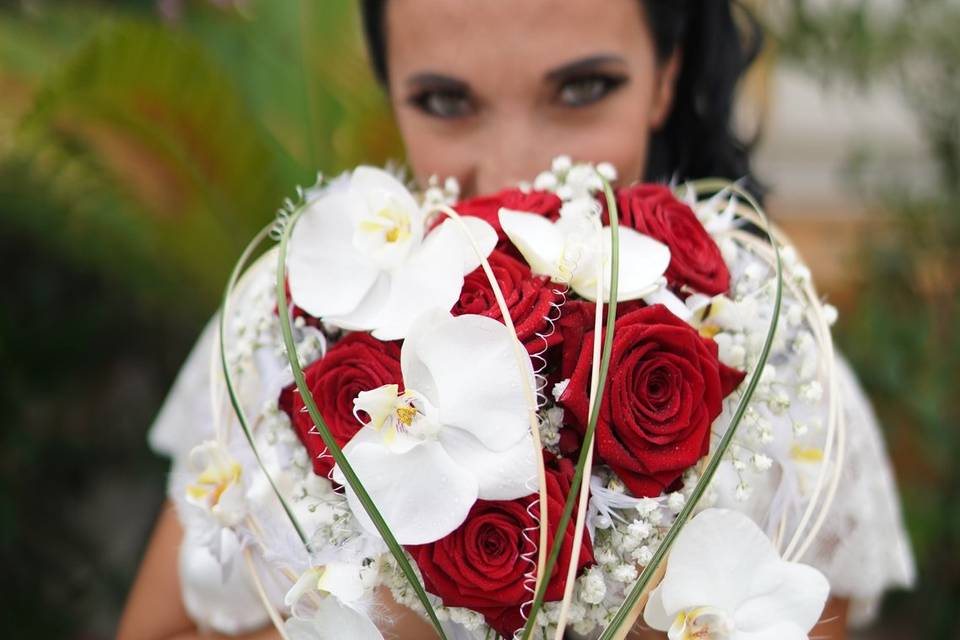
left=520, top=176, right=621, bottom=639
left=219, top=222, right=312, bottom=550
left=597, top=179, right=783, bottom=639
left=275, top=207, right=449, bottom=640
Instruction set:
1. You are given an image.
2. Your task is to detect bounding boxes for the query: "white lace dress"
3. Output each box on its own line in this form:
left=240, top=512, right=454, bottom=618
left=150, top=313, right=915, bottom=635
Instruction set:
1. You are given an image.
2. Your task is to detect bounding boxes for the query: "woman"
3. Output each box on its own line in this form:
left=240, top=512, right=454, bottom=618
left=118, top=1, right=914, bottom=638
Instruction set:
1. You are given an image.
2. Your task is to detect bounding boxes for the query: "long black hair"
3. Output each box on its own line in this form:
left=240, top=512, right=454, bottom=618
left=359, top=1, right=764, bottom=193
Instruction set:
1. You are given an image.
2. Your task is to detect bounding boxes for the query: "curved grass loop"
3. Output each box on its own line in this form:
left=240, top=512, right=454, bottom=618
left=220, top=176, right=788, bottom=640
left=595, top=179, right=784, bottom=640
left=519, top=176, right=622, bottom=640
left=273, top=206, right=450, bottom=640
left=219, top=223, right=312, bottom=550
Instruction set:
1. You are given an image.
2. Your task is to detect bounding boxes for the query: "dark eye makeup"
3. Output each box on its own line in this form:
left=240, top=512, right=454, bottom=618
left=408, top=87, right=475, bottom=119
left=404, top=54, right=629, bottom=120
left=556, top=72, right=628, bottom=108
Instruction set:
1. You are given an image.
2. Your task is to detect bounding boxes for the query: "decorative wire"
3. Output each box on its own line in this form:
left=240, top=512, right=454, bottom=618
left=514, top=206, right=592, bottom=636
left=550, top=181, right=627, bottom=638
left=519, top=179, right=621, bottom=640
left=718, top=206, right=846, bottom=561
left=431, top=205, right=552, bottom=627
left=269, top=182, right=316, bottom=242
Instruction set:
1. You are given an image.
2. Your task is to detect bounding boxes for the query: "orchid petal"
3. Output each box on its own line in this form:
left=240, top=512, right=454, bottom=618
left=285, top=568, right=322, bottom=608
left=324, top=273, right=390, bottom=332
left=284, top=600, right=383, bottom=640
left=401, top=313, right=534, bottom=451
left=317, top=562, right=366, bottom=604
left=734, top=560, right=830, bottom=635
left=353, top=385, right=400, bottom=431
left=685, top=293, right=715, bottom=317
left=642, top=586, right=674, bottom=632
left=644, top=285, right=692, bottom=321
left=394, top=309, right=445, bottom=408
left=573, top=227, right=671, bottom=302
left=659, top=509, right=777, bottom=617
left=333, top=432, right=478, bottom=545
left=350, top=166, right=424, bottom=237
left=368, top=229, right=466, bottom=341
left=178, top=538, right=270, bottom=633
left=732, top=622, right=808, bottom=640
left=440, top=428, right=537, bottom=500
left=650, top=509, right=828, bottom=640
left=429, top=216, right=497, bottom=273
left=288, top=190, right=380, bottom=318
left=499, top=208, right=565, bottom=277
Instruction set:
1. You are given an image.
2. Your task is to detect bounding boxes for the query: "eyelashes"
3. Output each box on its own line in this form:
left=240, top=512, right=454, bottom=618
left=556, top=73, right=628, bottom=107
left=406, top=72, right=629, bottom=120
left=407, top=88, right=474, bottom=119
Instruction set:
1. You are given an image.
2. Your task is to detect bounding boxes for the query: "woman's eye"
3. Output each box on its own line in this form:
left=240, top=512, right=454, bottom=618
left=410, top=90, right=474, bottom=119
left=557, top=75, right=626, bottom=108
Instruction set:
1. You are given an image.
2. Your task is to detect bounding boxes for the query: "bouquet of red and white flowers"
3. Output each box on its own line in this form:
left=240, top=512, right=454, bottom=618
left=183, top=157, right=845, bottom=640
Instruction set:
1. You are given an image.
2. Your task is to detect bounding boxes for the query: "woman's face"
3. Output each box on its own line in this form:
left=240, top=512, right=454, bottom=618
left=384, top=0, right=681, bottom=196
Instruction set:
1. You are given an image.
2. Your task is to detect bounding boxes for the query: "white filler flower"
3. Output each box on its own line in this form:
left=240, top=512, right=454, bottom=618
left=332, top=310, right=537, bottom=545
left=287, top=166, right=496, bottom=340
left=644, top=509, right=829, bottom=640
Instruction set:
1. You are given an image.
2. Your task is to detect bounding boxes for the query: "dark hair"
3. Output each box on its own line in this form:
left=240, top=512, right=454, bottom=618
left=359, top=0, right=764, bottom=194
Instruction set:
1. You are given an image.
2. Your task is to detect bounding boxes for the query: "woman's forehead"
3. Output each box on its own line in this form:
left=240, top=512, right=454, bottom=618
left=384, top=0, right=652, bottom=84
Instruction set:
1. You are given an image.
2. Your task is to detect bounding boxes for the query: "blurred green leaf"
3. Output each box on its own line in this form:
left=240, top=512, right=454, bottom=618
left=10, top=17, right=293, bottom=312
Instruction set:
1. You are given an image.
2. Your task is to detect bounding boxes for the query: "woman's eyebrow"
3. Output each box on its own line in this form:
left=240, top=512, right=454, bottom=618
left=405, top=72, right=469, bottom=92
left=545, top=54, right=628, bottom=81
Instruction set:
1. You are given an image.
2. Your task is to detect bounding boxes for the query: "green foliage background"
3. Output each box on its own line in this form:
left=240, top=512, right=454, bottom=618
left=0, top=0, right=955, bottom=638
left=0, top=2, right=400, bottom=637
left=770, top=1, right=960, bottom=636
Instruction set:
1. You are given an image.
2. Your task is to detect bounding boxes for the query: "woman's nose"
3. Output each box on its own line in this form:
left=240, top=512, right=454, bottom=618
left=472, top=119, right=554, bottom=195
left=474, top=164, right=526, bottom=196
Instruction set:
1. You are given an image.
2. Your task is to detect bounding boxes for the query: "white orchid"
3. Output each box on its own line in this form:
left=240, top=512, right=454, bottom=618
left=185, top=440, right=246, bottom=528
left=332, top=310, right=537, bottom=545
left=285, top=561, right=366, bottom=611
left=284, top=611, right=381, bottom=640
left=498, top=203, right=670, bottom=302
left=284, top=562, right=383, bottom=640
left=644, top=508, right=829, bottom=640
left=287, top=166, right=497, bottom=340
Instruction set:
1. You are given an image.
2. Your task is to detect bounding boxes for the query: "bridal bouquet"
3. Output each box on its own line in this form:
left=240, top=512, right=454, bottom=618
left=184, top=157, right=845, bottom=640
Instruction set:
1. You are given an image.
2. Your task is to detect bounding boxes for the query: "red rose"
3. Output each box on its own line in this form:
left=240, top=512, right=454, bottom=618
left=616, top=185, right=730, bottom=296
left=453, top=250, right=564, bottom=354
left=407, top=457, right=594, bottom=638
left=455, top=188, right=562, bottom=254
left=559, top=305, right=745, bottom=497
left=553, top=300, right=596, bottom=381
left=278, top=333, right=401, bottom=478
left=552, top=300, right=646, bottom=381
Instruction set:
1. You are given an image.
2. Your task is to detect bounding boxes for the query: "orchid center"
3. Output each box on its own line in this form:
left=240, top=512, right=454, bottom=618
left=284, top=562, right=365, bottom=610
left=309, top=566, right=330, bottom=593
left=353, top=197, right=420, bottom=269
left=354, top=384, right=440, bottom=449
left=791, top=444, right=824, bottom=463
left=361, top=204, right=411, bottom=243
left=668, top=606, right=735, bottom=640
left=186, top=458, right=241, bottom=509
